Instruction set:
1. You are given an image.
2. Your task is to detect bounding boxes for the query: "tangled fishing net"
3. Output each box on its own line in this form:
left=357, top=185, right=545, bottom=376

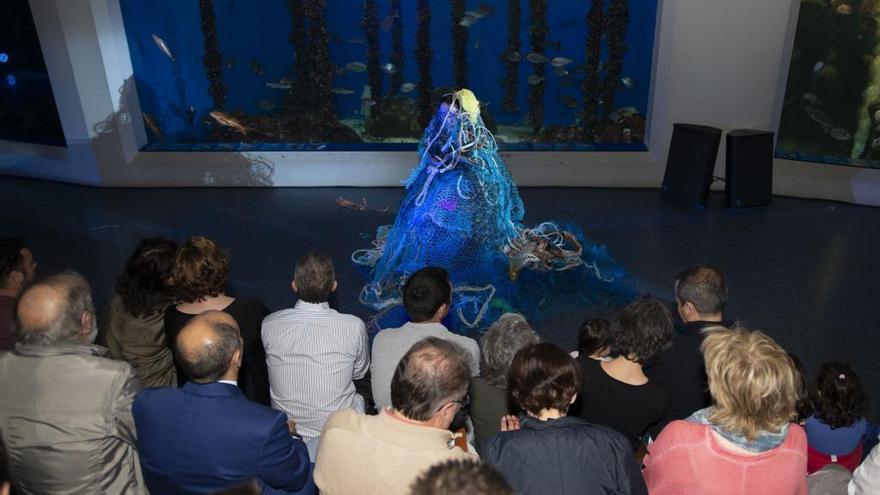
left=354, top=89, right=631, bottom=334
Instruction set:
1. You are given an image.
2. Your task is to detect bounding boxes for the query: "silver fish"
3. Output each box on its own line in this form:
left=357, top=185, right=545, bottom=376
left=527, top=74, right=544, bottom=85
left=550, top=57, right=572, bottom=67
left=617, top=106, right=639, bottom=117
left=400, top=82, right=416, bottom=93
left=332, top=88, right=356, bottom=95
left=266, top=82, right=292, bottom=90
left=380, top=63, right=397, bottom=74
left=621, top=77, right=635, bottom=89
left=828, top=127, right=850, bottom=141
left=346, top=62, right=368, bottom=73
left=459, top=15, right=479, bottom=28
left=526, top=53, right=547, bottom=64
left=507, top=51, right=522, bottom=63
left=151, top=34, right=175, bottom=62
left=803, top=106, right=835, bottom=128
left=813, top=61, right=825, bottom=74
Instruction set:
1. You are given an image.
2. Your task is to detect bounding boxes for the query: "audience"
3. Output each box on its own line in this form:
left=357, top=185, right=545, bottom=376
left=0, top=429, right=10, bottom=495
left=469, top=313, right=539, bottom=448
left=806, top=361, right=868, bottom=474
left=103, top=237, right=178, bottom=387
left=576, top=295, right=673, bottom=449
left=409, top=459, right=513, bottom=495
left=0, top=238, right=37, bottom=350
left=850, top=443, right=880, bottom=494
left=134, top=311, right=314, bottom=494
left=484, top=343, right=647, bottom=495
left=643, top=326, right=808, bottom=495
left=315, top=337, right=477, bottom=494
left=164, top=236, right=271, bottom=404
left=0, top=272, right=146, bottom=494
left=646, top=266, right=730, bottom=433
left=574, top=317, right=612, bottom=360
left=262, top=252, right=370, bottom=457
left=371, top=267, right=480, bottom=410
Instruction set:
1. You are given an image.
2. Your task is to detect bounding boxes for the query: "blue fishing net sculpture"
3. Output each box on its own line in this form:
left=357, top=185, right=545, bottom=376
left=354, top=89, right=632, bottom=334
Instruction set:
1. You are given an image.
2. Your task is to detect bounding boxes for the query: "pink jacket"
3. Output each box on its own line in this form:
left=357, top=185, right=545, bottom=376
left=643, top=420, right=807, bottom=495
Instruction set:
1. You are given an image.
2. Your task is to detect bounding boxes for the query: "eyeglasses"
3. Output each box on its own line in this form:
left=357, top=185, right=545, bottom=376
left=438, top=393, right=470, bottom=412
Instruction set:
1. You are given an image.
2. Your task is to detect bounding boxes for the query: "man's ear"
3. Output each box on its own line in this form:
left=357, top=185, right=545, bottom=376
left=569, top=393, right=578, bottom=405
left=332, top=280, right=338, bottom=293
left=291, top=280, right=298, bottom=293
left=231, top=348, right=243, bottom=368
left=80, top=311, right=94, bottom=337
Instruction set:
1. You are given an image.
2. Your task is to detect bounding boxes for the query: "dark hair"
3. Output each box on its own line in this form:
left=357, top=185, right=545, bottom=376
left=509, top=343, right=581, bottom=415
left=813, top=361, right=868, bottom=428
left=0, top=238, right=28, bottom=288
left=175, top=319, right=241, bottom=383
left=115, top=237, right=178, bottom=318
left=410, top=459, right=513, bottom=495
left=578, top=318, right=611, bottom=357
left=788, top=352, right=813, bottom=421
left=0, top=428, right=9, bottom=487
left=676, top=266, right=728, bottom=315
left=610, top=296, right=673, bottom=364
left=403, top=267, right=451, bottom=322
left=169, top=236, right=231, bottom=303
left=391, top=337, right=470, bottom=421
left=294, top=252, right=335, bottom=303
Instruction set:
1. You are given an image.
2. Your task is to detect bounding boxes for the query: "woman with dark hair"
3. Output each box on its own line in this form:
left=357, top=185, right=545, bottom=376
left=164, top=236, right=270, bottom=405
left=805, top=361, right=868, bottom=473
left=103, top=237, right=178, bottom=388
left=483, top=343, right=647, bottom=495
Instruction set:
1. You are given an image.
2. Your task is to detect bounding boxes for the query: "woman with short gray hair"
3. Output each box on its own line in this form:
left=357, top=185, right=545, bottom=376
left=469, top=313, right=539, bottom=448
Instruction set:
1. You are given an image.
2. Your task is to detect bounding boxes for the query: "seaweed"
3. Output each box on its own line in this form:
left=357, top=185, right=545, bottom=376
left=527, top=0, right=548, bottom=134
left=362, top=0, right=383, bottom=103
left=601, top=0, right=628, bottom=126
left=287, top=0, right=309, bottom=86
left=581, top=0, right=605, bottom=140
left=416, top=0, right=433, bottom=127
left=198, top=0, right=227, bottom=109
left=389, top=0, right=404, bottom=94
left=502, top=0, right=521, bottom=113
left=304, top=0, right=335, bottom=121
left=451, top=0, right=469, bottom=89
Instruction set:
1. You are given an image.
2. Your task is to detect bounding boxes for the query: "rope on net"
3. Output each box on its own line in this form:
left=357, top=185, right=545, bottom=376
left=505, top=222, right=587, bottom=280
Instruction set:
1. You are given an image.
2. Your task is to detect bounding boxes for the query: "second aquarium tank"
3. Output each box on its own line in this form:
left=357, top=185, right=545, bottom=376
left=120, top=0, right=658, bottom=151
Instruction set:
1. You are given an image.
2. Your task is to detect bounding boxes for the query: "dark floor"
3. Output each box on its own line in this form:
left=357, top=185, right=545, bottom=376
left=2, top=177, right=878, bottom=421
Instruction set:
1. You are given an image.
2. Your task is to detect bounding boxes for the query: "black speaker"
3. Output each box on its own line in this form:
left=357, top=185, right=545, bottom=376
left=661, top=124, right=722, bottom=207
left=726, top=129, right=774, bottom=210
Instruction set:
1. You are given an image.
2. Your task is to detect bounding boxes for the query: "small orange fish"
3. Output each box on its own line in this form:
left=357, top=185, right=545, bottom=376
left=837, top=3, right=852, bottom=15
left=142, top=113, right=163, bottom=140
left=209, top=111, right=249, bottom=134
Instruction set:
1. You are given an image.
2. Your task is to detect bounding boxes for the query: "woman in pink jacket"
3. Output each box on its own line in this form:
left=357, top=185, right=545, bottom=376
left=642, top=326, right=807, bottom=495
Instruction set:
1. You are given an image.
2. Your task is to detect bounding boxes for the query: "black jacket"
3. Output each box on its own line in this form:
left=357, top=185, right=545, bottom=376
left=483, top=416, right=647, bottom=495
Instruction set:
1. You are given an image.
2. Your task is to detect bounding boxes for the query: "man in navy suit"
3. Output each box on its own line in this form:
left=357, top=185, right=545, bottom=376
left=134, top=311, right=314, bottom=494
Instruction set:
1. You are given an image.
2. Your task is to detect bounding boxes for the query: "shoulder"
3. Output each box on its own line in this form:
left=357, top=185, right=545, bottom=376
left=785, top=422, right=807, bottom=447
left=231, top=296, right=269, bottom=312
left=373, top=326, right=404, bottom=348
left=322, top=409, right=367, bottom=434
left=654, top=420, right=707, bottom=445
left=446, top=332, right=480, bottom=353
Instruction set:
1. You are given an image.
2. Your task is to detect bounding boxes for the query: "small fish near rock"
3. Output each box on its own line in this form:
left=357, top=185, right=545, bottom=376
left=827, top=127, right=851, bottom=141
left=459, top=15, right=479, bottom=28
left=380, top=63, right=398, bottom=74
left=837, top=3, right=853, bottom=15
left=550, top=57, right=572, bottom=67
left=346, top=61, right=368, bottom=73
left=266, top=81, right=292, bottom=90
left=527, top=74, right=545, bottom=85
left=621, top=77, right=636, bottom=89
left=813, top=61, right=825, bottom=74
left=151, top=34, right=176, bottom=62
left=209, top=111, right=250, bottom=135
left=142, top=113, right=164, bottom=140
left=382, top=13, right=400, bottom=32
left=526, top=52, right=547, bottom=64
left=400, top=82, right=416, bottom=93
left=332, top=88, right=356, bottom=95
left=506, top=51, right=522, bottom=63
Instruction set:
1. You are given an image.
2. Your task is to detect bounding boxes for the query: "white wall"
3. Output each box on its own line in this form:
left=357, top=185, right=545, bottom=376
left=1, top=0, right=879, bottom=206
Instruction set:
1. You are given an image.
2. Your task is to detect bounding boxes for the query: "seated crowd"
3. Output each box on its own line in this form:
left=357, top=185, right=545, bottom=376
left=0, top=235, right=877, bottom=495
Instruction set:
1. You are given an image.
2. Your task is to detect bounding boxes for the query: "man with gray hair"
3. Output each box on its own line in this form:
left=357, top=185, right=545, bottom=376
left=0, top=271, right=146, bottom=494
left=315, top=337, right=478, bottom=494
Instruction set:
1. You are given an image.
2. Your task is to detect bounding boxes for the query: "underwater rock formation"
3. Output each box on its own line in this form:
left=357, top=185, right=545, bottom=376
left=502, top=0, right=521, bottom=113
left=416, top=0, right=433, bottom=127
left=365, top=96, right=422, bottom=137
left=451, top=0, right=469, bottom=89
left=581, top=0, right=605, bottom=139
left=198, top=0, right=227, bottom=109
left=601, top=0, right=628, bottom=125
left=527, top=0, right=548, bottom=134
left=305, top=0, right=335, bottom=121
left=389, top=0, right=404, bottom=94
left=287, top=0, right=309, bottom=87
left=362, top=0, right=383, bottom=104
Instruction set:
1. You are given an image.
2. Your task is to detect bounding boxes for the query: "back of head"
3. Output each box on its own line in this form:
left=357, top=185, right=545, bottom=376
left=174, top=311, right=242, bottom=383
left=676, top=266, right=727, bottom=315
left=702, top=327, right=800, bottom=439
left=814, top=361, right=868, bottom=428
left=170, top=236, right=230, bottom=303
left=480, top=313, right=539, bottom=389
left=611, top=296, right=673, bottom=364
left=116, top=237, right=178, bottom=318
left=0, top=237, right=29, bottom=290
left=391, top=337, right=470, bottom=421
left=410, top=459, right=513, bottom=495
left=403, top=267, right=451, bottom=322
left=16, top=271, right=95, bottom=346
left=578, top=318, right=611, bottom=357
left=509, top=343, right=581, bottom=416
left=294, top=252, right=335, bottom=303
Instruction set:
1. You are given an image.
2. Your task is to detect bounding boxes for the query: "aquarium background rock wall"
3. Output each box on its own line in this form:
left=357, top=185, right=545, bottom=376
left=777, top=0, right=880, bottom=169
left=120, top=0, right=657, bottom=152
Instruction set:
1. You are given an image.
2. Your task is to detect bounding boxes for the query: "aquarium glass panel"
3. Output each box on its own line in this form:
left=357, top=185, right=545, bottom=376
left=120, top=0, right=657, bottom=152
left=776, top=0, right=880, bottom=169
left=0, top=0, right=66, bottom=147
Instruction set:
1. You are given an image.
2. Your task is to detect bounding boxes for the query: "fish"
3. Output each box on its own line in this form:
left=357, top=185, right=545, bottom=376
left=553, top=66, right=569, bottom=77
left=617, top=106, right=639, bottom=117
left=828, top=127, right=850, bottom=141
left=209, top=111, right=249, bottom=134
left=527, top=74, right=545, bottom=85
left=266, top=82, right=292, bottom=90
left=186, top=105, right=196, bottom=122
left=837, top=4, right=852, bottom=15
left=332, top=88, right=356, bottom=95
left=802, top=92, right=819, bottom=104
left=335, top=66, right=350, bottom=76
left=250, top=59, right=264, bottom=75
left=526, top=53, right=547, bottom=64
left=257, top=99, right=276, bottom=111
left=380, top=63, right=397, bottom=74
left=381, top=13, right=400, bottom=32
left=142, top=113, right=163, bottom=139
left=506, top=51, right=522, bottom=62
left=345, top=37, right=366, bottom=44
left=459, top=15, right=479, bottom=28
left=550, top=57, right=573, bottom=67
left=621, top=77, right=635, bottom=89
left=346, top=61, right=368, bottom=73
left=557, top=95, right=579, bottom=109
left=813, top=61, right=825, bottom=74
left=400, top=82, right=416, bottom=93
left=151, top=34, right=175, bottom=62
left=803, top=106, right=835, bottom=128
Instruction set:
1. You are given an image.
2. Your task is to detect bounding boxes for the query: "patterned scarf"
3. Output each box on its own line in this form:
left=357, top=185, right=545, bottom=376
left=687, top=407, right=789, bottom=453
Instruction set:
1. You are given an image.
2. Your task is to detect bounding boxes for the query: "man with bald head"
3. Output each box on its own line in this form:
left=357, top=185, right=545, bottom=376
left=134, top=311, right=314, bottom=494
left=0, top=271, right=146, bottom=495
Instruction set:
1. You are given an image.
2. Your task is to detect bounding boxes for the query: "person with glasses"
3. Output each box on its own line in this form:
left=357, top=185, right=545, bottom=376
left=315, top=337, right=478, bottom=494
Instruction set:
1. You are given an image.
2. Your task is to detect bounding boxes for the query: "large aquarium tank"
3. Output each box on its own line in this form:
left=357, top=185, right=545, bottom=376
left=120, top=0, right=657, bottom=152
left=777, top=0, right=880, bottom=168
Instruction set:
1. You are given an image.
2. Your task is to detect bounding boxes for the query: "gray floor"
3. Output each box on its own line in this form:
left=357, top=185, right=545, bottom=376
left=2, top=177, right=878, bottom=420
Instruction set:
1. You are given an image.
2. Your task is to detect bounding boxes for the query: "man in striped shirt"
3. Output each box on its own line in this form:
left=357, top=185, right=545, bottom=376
left=262, top=252, right=369, bottom=457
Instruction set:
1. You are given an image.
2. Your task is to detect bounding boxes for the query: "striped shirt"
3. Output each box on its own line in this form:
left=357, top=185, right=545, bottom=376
left=262, top=300, right=369, bottom=440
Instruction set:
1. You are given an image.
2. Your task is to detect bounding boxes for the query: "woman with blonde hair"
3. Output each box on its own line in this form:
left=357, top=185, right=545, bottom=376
left=643, top=326, right=808, bottom=495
